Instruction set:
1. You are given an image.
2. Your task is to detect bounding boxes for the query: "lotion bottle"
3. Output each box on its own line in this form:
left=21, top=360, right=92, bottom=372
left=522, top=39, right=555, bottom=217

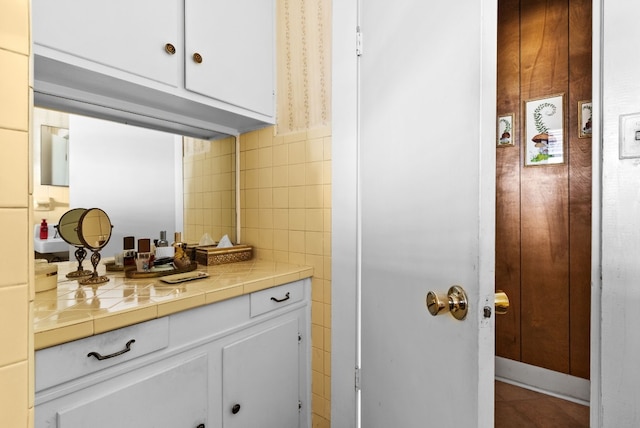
left=39, top=219, right=48, bottom=240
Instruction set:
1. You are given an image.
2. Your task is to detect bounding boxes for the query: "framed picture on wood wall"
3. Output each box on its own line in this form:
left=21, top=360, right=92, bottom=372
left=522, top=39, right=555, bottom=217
left=524, top=94, right=565, bottom=166
left=578, top=100, right=592, bottom=138
left=497, top=114, right=515, bottom=147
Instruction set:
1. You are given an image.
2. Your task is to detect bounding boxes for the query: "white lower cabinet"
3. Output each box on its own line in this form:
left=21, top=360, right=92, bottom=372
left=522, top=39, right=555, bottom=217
left=49, top=354, right=208, bottom=428
left=35, top=279, right=311, bottom=428
left=222, top=318, right=300, bottom=428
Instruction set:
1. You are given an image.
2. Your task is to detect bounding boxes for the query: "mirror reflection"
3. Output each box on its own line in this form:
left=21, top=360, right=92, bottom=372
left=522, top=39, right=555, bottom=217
left=40, top=125, right=69, bottom=186
left=32, top=107, right=237, bottom=262
left=79, top=208, right=113, bottom=250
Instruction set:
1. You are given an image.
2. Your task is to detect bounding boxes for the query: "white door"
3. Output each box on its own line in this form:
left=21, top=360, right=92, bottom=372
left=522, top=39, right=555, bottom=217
left=332, top=0, right=498, bottom=427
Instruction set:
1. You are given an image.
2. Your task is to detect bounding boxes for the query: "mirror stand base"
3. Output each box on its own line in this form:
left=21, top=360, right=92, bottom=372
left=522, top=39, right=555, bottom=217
left=66, top=270, right=93, bottom=279
left=79, top=274, right=109, bottom=286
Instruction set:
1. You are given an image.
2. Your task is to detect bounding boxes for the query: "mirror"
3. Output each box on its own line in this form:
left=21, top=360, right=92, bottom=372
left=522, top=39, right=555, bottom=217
left=77, top=208, right=113, bottom=285
left=40, top=125, right=69, bottom=186
left=79, top=208, right=113, bottom=249
left=33, top=107, right=238, bottom=261
left=56, top=208, right=92, bottom=279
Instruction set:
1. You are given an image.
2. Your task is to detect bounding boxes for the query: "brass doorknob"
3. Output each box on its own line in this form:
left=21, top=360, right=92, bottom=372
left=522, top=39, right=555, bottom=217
left=193, top=52, right=203, bottom=64
left=495, top=290, right=509, bottom=315
left=425, top=285, right=468, bottom=320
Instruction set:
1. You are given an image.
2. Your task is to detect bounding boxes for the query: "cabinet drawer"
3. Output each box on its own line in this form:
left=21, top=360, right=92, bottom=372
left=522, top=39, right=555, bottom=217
left=250, top=281, right=304, bottom=317
left=36, top=317, right=169, bottom=392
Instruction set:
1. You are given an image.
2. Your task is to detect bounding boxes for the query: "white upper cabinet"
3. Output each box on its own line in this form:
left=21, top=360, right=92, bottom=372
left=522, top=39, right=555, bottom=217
left=31, top=0, right=275, bottom=138
left=33, top=0, right=181, bottom=87
left=185, top=0, right=275, bottom=117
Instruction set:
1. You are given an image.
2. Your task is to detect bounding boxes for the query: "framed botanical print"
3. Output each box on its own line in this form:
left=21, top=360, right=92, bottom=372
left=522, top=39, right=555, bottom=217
left=497, top=114, right=515, bottom=147
left=578, top=100, right=592, bottom=138
left=524, top=94, right=565, bottom=166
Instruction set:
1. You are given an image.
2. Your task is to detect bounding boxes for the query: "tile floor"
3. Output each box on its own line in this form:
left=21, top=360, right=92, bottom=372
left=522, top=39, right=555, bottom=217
left=495, top=381, right=589, bottom=428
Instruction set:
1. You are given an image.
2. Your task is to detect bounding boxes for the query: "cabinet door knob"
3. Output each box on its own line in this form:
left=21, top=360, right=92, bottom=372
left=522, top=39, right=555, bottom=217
left=193, top=52, right=203, bottom=64
left=165, top=43, right=176, bottom=55
left=196, top=424, right=205, bottom=428
left=231, top=403, right=241, bottom=414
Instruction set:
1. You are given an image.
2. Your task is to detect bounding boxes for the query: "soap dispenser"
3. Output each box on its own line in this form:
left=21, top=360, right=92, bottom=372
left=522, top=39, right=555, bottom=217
left=39, top=219, right=48, bottom=240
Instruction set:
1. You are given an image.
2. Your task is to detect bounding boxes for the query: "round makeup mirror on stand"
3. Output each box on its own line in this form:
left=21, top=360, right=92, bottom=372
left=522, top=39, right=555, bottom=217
left=55, top=208, right=92, bottom=279
left=77, top=208, right=113, bottom=285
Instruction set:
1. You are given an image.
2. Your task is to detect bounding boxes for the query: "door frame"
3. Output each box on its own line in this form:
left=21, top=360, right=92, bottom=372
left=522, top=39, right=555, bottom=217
left=332, top=1, right=604, bottom=427
left=331, top=0, right=360, bottom=426
left=589, top=0, right=602, bottom=424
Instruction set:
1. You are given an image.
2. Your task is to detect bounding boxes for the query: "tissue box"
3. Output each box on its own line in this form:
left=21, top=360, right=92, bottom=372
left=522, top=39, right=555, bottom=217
left=195, top=245, right=253, bottom=266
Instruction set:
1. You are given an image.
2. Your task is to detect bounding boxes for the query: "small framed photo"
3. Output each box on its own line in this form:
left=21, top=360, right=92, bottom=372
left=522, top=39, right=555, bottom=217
left=524, top=94, right=565, bottom=166
left=497, top=114, right=515, bottom=147
left=578, top=100, right=592, bottom=138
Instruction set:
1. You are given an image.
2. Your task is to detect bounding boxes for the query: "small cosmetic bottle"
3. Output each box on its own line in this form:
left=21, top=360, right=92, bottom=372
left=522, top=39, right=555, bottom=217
left=123, top=236, right=136, bottom=268
left=157, top=231, right=169, bottom=247
left=136, top=238, right=153, bottom=272
left=172, top=232, right=191, bottom=269
left=40, top=219, right=48, bottom=240
left=155, top=231, right=174, bottom=258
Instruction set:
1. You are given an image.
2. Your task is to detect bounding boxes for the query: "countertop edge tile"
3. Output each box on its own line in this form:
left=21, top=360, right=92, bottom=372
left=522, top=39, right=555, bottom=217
left=273, top=272, right=303, bottom=286
left=243, top=277, right=276, bottom=294
left=93, top=306, right=158, bottom=334
left=34, top=320, right=94, bottom=350
left=157, top=294, right=206, bottom=318
left=204, top=285, right=245, bottom=304
left=299, top=267, right=314, bottom=278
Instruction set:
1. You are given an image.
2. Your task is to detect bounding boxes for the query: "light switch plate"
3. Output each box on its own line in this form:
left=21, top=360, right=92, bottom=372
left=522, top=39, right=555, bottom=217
left=620, top=112, right=640, bottom=159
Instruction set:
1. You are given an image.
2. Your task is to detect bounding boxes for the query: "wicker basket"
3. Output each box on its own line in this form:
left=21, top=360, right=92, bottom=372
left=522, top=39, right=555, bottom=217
left=195, top=245, right=253, bottom=265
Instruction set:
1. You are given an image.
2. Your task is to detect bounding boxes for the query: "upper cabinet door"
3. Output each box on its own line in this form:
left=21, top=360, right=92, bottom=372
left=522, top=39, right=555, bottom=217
left=32, top=0, right=180, bottom=87
left=184, top=0, right=275, bottom=117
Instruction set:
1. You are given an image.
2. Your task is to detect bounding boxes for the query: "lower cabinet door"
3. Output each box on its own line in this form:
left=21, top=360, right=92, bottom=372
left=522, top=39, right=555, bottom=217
left=222, top=318, right=300, bottom=428
left=53, top=354, right=208, bottom=428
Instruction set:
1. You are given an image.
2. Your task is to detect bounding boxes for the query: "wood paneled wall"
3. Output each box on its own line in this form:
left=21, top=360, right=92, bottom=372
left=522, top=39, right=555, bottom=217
left=496, top=0, right=592, bottom=379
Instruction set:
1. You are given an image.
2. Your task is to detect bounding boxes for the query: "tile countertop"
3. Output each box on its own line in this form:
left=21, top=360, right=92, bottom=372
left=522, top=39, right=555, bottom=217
left=34, top=259, right=314, bottom=350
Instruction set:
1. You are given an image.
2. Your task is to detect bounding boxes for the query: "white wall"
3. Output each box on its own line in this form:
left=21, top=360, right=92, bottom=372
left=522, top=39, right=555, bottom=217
left=599, top=0, right=640, bottom=425
left=69, top=115, right=182, bottom=259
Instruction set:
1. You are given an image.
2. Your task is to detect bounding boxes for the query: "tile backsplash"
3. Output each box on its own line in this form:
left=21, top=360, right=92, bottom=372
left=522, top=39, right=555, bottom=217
left=239, top=125, right=332, bottom=426
left=0, top=0, right=33, bottom=425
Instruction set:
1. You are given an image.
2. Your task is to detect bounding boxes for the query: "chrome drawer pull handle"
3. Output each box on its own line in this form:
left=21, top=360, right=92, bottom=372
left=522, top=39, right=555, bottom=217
left=87, top=339, right=136, bottom=360
left=270, top=292, right=290, bottom=303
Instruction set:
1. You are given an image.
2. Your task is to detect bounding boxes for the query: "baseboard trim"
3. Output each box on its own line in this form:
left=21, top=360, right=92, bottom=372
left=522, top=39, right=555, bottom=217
left=495, top=357, right=590, bottom=406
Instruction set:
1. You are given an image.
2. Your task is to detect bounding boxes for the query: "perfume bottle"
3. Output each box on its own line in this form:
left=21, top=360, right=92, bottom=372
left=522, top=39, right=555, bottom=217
left=123, top=236, right=136, bottom=268
left=157, top=231, right=169, bottom=247
left=39, top=219, right=48, bottom=240
left=155, top=231, right=173, bottom=258
left=172, top=232, right=191, bottom=269
left=136, top=238, right=153, bottom=272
